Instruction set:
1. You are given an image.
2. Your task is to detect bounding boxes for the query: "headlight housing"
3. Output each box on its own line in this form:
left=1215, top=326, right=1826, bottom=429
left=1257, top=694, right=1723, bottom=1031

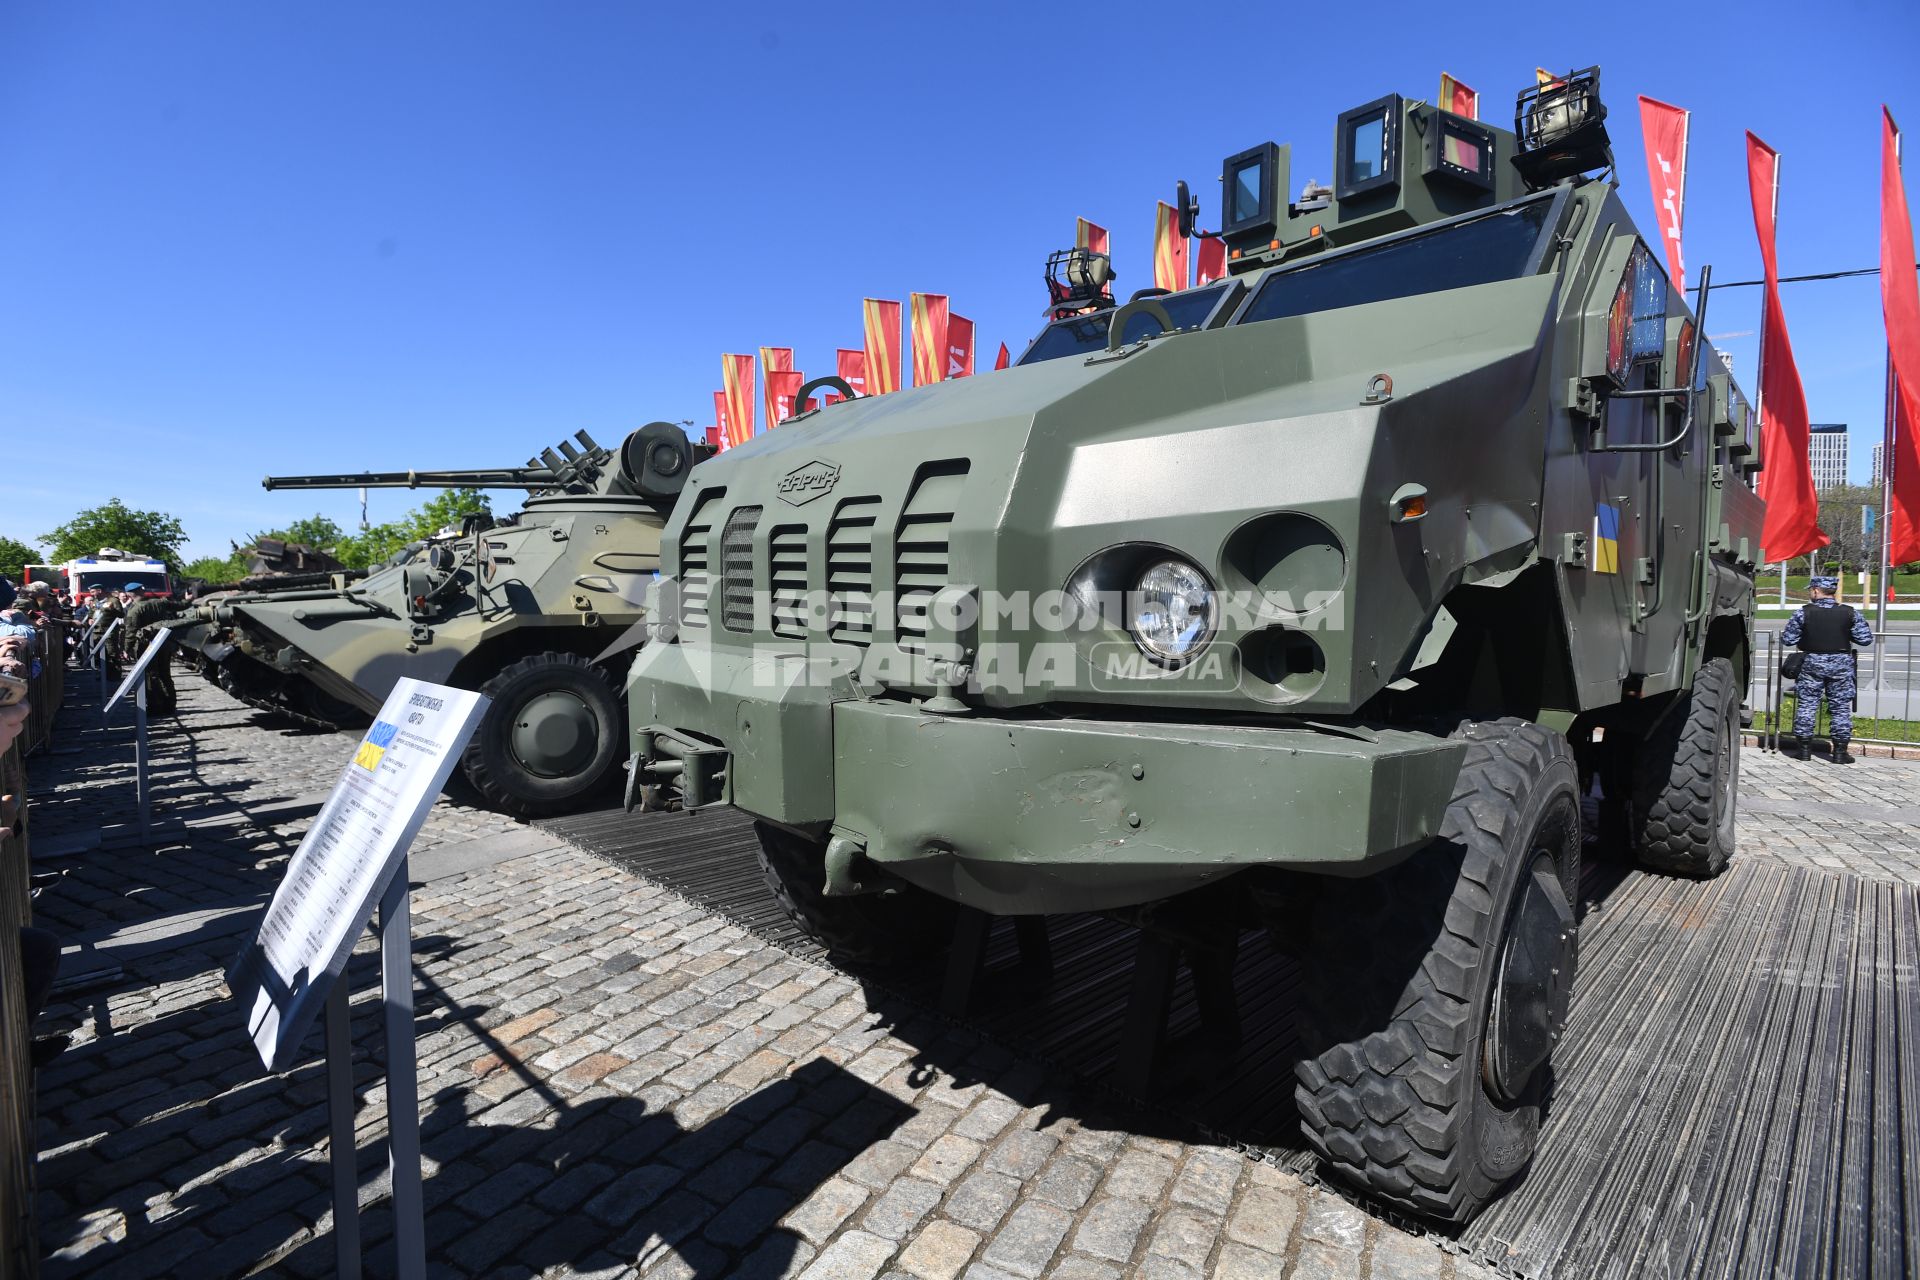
left=1130, top=558, right=1216, bottom=665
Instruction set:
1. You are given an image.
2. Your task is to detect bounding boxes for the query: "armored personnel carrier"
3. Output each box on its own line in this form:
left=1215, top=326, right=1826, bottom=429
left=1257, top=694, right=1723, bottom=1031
left=178, top=424, right=701, bottom=816
left=624, top=67, right=1763, bottom=1220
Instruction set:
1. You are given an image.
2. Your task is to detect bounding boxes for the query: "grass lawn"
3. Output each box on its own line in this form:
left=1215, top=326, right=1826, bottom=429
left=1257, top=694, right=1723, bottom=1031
left=1752, top=698, right=1920, bottom=743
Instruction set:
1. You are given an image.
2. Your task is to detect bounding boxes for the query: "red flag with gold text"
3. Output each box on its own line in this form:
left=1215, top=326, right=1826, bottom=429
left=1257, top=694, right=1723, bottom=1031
left=722, top=354, right=756, bottom=449
left=712, top=391, right=731, bottom=451
left=1194, top=236, right=1226, bottom=287
left=1154, top=202, right=1189, bottom=292
left=1638, top=97, right=1689, bottom=292
left=760, top=347, right=793, bottom=429
left=1439, top=74, right=1478, bottom=120
left=1746, top=134, right=1827, bottom=562
left=862, top=299, right=902, bottom=395
left=765, top=368, right=803, bottom=426
left=1881, top=109, right=1920, bottom=563
left=947, top=314, right=975, bottom=378
left=910, top=293, right=949, bottom=387
left=836, top=348, right=868, bottom=400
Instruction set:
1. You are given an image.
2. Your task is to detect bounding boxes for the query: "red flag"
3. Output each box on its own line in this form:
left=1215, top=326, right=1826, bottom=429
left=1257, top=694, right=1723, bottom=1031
left=722, top=354, right=756, bottom=449
left=1880, top=108, right=1920, bottom=563
left=1076, top=218, right=1109, bottom=258
left=994, top=342, right=1010, bottom=370
left=947, top=314, right=975, bottom=378
left=1746, top=133, right=1827, bottom=562
left=910, top=292, right=950, bottom=387
left=713, top=391, right=731, bottom=451
left=837, top=347, right=868, bottom=398
left=760, top=347, right=793, bottom=428
left=1154, top=201, right=1189, bottom=292
left=1194, top=235, right=1227, bottom=286
left=1637, top=96, right=1689, bottom=293
left=766, top=368, right=804, bottom=425
left=862, top=299, right=902, bottom=395
left=704, top=425, right=721, bottom=449
left=1439, top=73, right=1478, bottom=120
left=802, top=396, right=820, bottom=413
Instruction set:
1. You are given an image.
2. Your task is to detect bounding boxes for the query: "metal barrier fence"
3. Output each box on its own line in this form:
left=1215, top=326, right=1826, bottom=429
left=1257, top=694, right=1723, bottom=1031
left=1747, top=627, right=1920, bottom=747
left=1, top=619, right=64, bottom=1280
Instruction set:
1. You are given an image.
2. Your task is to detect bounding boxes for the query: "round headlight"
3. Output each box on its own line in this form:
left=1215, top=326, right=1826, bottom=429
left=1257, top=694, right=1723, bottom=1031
left=1130, top=559, right=1216, bottom=665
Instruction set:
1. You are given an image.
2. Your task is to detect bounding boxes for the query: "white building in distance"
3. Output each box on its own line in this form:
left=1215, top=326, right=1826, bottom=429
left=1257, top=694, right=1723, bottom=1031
left=1810, top=423, right=1848, bottom=490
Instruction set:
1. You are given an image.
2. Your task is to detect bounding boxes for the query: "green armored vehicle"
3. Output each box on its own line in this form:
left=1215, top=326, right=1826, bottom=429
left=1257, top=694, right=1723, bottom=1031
left=180, top=424, right=700, bottom=816
left=625, top=68, right=1764, bottom=1220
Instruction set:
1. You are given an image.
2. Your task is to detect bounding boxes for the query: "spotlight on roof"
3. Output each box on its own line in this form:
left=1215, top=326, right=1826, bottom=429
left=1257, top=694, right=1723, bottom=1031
left=1511, top=66, right=1612, bottom=191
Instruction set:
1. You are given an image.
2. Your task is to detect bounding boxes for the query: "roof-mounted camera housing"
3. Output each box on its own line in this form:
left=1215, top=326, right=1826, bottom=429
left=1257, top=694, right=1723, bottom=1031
left=1512, top=66, right=1612, bottom=191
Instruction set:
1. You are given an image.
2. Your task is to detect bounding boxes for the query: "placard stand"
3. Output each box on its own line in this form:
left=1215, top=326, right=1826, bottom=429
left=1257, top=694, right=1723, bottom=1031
left=104, top=629, right=173, bottom=846
left=324, top=867, right=426, bottom=1280
left=229, top=678, right=487, bottom=1280
left=90, top=618, right=120, bottom=699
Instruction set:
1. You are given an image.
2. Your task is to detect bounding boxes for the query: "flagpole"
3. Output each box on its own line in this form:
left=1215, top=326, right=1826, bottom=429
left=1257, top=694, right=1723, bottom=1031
left=1882, top=121, right=1904, bottom=639
left=1678, top=108, right=1691, bottom=294
left=1757, top=156, right=1788, bottom=607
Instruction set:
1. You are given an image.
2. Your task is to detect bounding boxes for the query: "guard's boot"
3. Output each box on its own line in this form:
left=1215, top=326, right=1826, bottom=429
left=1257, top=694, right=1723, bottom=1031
left=1787, top=738, right=1811, bottom=761
left=1833, top=738, right=1856, bottom=765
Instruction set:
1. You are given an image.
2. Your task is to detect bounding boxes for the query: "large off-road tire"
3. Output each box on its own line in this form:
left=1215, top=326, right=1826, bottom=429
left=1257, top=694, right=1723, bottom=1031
left=1629, top=657, right=1739, bottom=878
left=753, top=822, right=956, bottom=969
left=1294, top=721, right=1582, bottom=1223
left=461, top=652, right=623, bottom=818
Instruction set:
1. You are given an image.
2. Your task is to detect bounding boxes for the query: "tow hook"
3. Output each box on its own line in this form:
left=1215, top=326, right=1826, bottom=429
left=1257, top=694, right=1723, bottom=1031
left=823, top=834, right=888, bottom=898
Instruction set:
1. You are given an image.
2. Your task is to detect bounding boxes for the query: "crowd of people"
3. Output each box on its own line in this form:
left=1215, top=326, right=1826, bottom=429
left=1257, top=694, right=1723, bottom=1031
left=1, top=574, right=181, bottom=1067
left=0, top=575, right=66, bottom=1065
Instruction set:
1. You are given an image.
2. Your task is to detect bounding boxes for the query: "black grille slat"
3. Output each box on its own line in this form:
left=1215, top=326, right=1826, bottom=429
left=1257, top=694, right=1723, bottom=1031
left=828, top=496, right=882, bottom=648
left=677, top=487, right=724, bottom=631
left=720, top=506, right=761, bottom=633
left=893, top=464, right=968, bottom=654
left=769, top=525, right=809, bottom=640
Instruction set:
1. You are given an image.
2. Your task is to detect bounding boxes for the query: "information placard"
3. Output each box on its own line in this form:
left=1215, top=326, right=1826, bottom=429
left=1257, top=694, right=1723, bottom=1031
left=104, top=627, right=173, bottom=713
left=231, top=678, right=488, bottom=1071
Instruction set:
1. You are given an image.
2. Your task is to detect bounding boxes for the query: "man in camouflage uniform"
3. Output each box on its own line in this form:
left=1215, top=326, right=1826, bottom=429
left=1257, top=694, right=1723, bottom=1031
left=1782, top=576, right=1875, bottom=763
left=86, top=588, right=127, bottom=673
left=121, top=589, right=181, bottom=715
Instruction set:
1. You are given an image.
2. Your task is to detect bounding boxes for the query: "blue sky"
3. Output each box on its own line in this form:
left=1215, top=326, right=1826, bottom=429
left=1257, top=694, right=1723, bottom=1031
left=3, top=1, right=1917, bottom=561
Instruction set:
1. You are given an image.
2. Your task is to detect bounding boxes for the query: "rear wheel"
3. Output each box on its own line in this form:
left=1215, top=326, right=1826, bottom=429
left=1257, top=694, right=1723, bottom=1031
left=1294, top=721, right=1581, bottom=1222
left=1630, top=657, right=1739, bottom=878
left=753, top=822, right=955, bottom=968
left=461, top=652, right=623, bottom=817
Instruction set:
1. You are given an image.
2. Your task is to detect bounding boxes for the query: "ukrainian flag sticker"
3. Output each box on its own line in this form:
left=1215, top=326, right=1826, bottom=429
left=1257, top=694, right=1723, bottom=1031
left=1594, top=504, right=1621, bottom=574
left=353, top=721, right=399, bottom=772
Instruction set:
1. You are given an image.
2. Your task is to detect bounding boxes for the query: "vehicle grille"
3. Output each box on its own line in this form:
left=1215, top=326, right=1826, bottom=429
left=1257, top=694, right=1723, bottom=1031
left=720, top=506, right=761, bottom=634
left=894, top=462, right=969, bottom=654
left=769, top=524, right=808, bottom=640
left=677, top=487, right=723, bottom=631
left=826, top=496, right=881, bottom=648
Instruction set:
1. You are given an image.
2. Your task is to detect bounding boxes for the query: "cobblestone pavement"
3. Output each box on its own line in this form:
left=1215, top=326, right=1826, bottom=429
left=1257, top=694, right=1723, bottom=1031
left=22, top=672, right=1919, bottom=1278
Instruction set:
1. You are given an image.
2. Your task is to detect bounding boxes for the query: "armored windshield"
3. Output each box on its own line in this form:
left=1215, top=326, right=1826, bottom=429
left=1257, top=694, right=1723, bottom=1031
left=1018, top=282, right=1232, bottom=365
left=1236, top=196, right=1558, bottom=326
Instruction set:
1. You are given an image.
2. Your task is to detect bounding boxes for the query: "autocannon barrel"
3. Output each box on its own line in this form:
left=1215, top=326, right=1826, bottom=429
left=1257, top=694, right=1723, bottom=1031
left=261, top=468, right=561, bottom=491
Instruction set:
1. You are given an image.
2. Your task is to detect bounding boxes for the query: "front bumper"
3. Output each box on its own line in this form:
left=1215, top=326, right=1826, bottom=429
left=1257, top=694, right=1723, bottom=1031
left=629, top=640, right=1468, bottom=914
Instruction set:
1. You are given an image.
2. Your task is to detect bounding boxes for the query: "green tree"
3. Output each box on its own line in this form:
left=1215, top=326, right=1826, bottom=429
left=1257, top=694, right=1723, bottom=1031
left=1813, top=485, right=1879, bottom=574
left=41, top=499, right=188, bottom=566
left=331, top=489, right=490, bottom=570
left=180, top=553, right=250, bottom=584
left=0, top=536, right=43, bottom=579
left=253, top=514, right=345, bottom=550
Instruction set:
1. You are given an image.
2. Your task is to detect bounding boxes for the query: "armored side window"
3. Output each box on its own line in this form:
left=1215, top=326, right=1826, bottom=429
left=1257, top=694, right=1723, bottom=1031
left=1234, top=197, right=1557, bottom=326
left=1016, top=281, right=1236, bottom=365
